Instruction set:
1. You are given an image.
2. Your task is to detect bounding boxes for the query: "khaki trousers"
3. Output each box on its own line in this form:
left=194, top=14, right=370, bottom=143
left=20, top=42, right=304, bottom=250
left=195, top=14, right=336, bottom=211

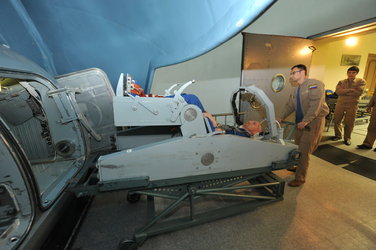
left=333, top=102, right=358, bottom=140
left=294, top=117, right=326, bottom=182
left=362, top=107, right=376, bottom=147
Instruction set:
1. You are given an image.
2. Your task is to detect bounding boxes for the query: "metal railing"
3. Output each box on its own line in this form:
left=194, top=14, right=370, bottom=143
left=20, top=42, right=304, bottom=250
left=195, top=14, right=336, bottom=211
left=212, top=112, right=245, bottom=126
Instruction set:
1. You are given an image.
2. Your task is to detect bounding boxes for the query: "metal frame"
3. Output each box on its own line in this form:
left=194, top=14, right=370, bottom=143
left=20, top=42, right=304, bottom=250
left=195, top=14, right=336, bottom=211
left=118, top=172, right=285, bottom=249
left=281, top=121, right=297, bottom=141
left=65, top=82, right=300, bottom=248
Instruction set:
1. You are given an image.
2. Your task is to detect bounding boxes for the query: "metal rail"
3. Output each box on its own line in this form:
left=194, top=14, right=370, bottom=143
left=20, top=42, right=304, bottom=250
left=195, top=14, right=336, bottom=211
left=119, top=172, right=285, bottom=249
left=211, top=112, right=245, bottom=126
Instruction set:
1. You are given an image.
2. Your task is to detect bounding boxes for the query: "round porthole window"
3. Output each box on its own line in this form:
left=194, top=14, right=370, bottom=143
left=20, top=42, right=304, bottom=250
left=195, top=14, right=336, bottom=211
left=271, top=74, right=286, bottom=92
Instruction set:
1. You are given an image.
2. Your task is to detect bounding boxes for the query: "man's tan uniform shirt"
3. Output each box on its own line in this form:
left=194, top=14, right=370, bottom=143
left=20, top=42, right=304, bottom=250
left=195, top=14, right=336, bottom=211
left=362, top=89, right=376, bottom=147
left=281, top=79, right=329, bottom=122
left=335, top=78, right=365, bottom=104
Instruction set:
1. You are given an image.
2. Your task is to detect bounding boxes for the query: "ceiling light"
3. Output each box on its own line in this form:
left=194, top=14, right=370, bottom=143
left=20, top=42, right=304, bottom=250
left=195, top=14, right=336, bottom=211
left=299, top=47, right=312, bottom=55
left=345, top=37, right=358, bottom=46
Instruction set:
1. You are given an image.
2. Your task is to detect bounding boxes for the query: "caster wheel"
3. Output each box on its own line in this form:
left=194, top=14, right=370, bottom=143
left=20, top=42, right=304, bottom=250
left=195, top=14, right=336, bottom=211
left=127, top=193, right=141, bottom=203
left=119, top=239, right=138, bottom=250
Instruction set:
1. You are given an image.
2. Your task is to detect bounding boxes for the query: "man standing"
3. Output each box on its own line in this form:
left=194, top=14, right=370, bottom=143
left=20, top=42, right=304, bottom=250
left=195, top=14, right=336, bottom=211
left=278, top=64, right=329, bottom=187
left=332, top=66, right=366, bottom=145
left=357, top=88, right=376, bottom=151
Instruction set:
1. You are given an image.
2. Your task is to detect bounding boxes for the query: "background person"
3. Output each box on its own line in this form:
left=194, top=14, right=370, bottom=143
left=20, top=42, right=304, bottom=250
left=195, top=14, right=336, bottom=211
left=277, top=64, right=329, bottom=187
left=332, top=66, right=366, bottom=145
left=357, top=89, right=376, bottom=151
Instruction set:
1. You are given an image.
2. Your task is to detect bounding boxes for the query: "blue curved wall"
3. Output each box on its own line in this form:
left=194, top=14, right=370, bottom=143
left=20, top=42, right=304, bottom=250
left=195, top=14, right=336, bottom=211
left=0, top=0, right=274, bottom=91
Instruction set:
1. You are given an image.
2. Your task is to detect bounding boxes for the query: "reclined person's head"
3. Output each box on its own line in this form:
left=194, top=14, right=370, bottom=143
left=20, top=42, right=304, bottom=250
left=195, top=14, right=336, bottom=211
left=243, top=120, right=262, bottom=135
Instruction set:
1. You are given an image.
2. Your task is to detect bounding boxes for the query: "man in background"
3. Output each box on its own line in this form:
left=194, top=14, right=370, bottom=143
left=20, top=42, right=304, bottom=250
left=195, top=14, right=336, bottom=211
left=357, top=88, right=376, bottom=151
left=278, top=64, right=329, bottom=187
left=332, top=66, right=366, bottom=145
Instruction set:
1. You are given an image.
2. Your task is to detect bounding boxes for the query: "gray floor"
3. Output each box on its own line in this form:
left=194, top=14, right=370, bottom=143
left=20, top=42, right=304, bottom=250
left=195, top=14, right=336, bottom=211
left=72, top=122, right=376, bottom=250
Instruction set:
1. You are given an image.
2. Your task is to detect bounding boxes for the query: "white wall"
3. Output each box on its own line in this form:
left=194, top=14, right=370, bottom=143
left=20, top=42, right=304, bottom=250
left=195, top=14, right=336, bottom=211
left=151, top=0, right=376, bottom=116
left=151, top=34, right=243, bottom=115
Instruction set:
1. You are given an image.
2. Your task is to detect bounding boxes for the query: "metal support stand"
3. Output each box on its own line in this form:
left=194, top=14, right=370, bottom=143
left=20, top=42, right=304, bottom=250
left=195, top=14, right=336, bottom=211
left=119, top=172, right=285, bottom=249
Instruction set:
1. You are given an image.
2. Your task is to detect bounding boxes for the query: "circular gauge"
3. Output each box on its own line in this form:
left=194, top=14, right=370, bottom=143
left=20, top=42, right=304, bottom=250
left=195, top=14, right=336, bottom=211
left=271, top=74, right=286, bottom=92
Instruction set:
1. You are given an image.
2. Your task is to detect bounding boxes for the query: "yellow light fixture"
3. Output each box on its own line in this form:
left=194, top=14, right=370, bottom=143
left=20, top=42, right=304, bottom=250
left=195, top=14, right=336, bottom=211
left=345, top=37, right=358, bottom=46
left=299, top=46, right=312, bottom=55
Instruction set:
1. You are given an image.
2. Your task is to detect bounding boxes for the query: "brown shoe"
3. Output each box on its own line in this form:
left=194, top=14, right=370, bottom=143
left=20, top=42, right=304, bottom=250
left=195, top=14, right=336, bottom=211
left=287, top=166, right=297, bottom=172
left=288, top=179, right=305, bottom=187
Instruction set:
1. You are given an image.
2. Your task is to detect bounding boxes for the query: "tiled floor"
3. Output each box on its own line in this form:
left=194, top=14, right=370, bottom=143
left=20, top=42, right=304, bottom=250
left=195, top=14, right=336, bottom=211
left=72, top=122, right=376, bottom=250
left=321, top=121, right=376, bottom=161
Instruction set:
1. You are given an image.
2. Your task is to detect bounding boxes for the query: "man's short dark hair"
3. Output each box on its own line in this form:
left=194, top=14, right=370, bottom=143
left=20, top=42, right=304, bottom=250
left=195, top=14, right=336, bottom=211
left=291, top=64, right=307, bottom=75
left=347, top=66, right=359, bottom=73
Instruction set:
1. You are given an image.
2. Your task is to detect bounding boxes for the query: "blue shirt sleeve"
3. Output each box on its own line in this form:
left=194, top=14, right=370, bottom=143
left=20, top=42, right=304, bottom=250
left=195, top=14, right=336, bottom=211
left=180, top=94, right=205, bottom=112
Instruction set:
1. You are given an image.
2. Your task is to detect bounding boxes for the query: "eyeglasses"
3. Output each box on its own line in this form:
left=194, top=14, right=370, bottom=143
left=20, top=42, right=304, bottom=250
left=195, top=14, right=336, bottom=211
left=290, top=70, right=302, bottom=75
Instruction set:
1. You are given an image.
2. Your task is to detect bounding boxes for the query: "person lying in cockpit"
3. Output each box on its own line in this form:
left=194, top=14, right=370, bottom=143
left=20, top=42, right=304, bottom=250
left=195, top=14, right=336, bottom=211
left=204, top=114, right=263, bottom=137
left=176, top=96, right=264, bottom=137
left=224, top=120, right=263, bottom=137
